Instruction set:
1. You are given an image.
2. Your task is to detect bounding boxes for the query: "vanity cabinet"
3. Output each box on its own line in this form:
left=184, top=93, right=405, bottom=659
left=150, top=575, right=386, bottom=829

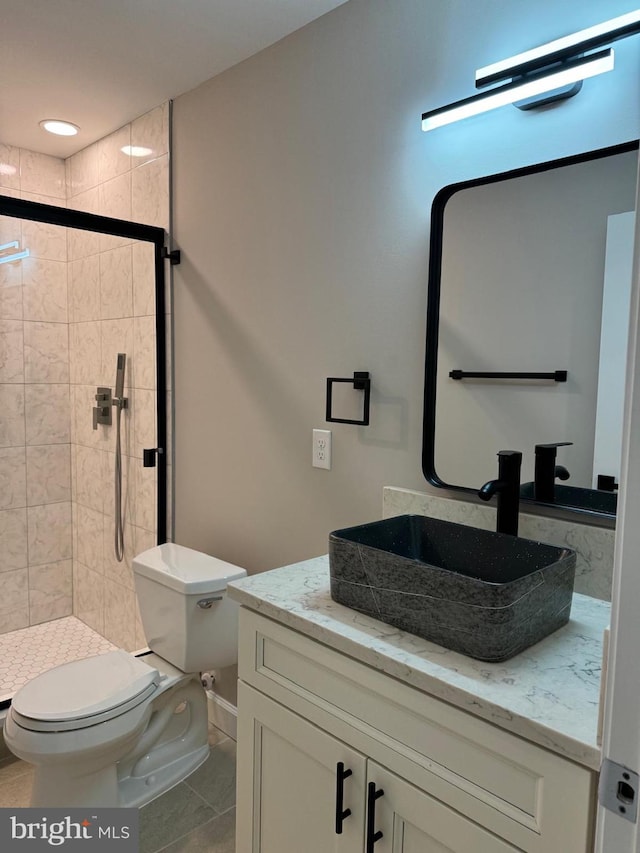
left=235, top=608, right=597, bottom=853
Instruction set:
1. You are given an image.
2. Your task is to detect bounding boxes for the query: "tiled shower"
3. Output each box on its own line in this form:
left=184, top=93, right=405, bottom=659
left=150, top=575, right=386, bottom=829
left=0, top=103, right=170, bottom=669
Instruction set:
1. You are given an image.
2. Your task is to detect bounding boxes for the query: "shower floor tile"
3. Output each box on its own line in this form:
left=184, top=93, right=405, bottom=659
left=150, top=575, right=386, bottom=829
left=0, top=616, right=117, bottom=703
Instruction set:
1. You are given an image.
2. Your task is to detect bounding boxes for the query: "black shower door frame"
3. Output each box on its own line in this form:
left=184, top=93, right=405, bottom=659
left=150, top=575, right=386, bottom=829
left=0, top=195, right=168, bottom=543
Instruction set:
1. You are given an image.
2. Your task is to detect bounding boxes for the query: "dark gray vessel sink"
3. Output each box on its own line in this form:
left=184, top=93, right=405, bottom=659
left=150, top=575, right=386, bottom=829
left=520, top=481, right=617, bottom=514
left=329, top=515, right=576, bottom=662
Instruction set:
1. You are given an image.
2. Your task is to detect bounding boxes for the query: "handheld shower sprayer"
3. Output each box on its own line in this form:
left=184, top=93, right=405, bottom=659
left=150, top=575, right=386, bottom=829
left=113, top=354, right=128, bottom=562
left=115, top=352, right=126, bottom=402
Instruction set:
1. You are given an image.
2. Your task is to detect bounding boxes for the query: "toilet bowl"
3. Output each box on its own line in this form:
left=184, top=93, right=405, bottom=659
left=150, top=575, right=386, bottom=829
left=4, top=544, right=247, bottom=808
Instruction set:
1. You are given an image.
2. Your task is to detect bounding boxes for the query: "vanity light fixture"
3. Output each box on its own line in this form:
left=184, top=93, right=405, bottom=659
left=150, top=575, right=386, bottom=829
left=422, top=8, right=640, bottom=131
left=39, top=119, right=79, bottom=136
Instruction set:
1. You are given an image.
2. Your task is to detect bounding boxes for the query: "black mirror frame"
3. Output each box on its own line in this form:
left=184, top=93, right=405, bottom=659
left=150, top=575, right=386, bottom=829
left=421, top=139, right=639, bottom=523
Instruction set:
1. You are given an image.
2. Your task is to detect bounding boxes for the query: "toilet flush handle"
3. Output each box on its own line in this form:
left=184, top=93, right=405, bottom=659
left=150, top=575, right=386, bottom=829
left=197, top=596, right=223, bottom=609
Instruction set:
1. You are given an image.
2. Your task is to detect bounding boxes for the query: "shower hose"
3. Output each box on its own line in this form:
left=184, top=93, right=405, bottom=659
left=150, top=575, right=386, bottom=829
left=114, top=399, right=125, bottom=562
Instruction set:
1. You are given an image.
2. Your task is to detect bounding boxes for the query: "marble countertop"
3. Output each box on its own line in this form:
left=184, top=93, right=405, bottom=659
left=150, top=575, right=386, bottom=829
left=229, top=555, right=610, bottom=771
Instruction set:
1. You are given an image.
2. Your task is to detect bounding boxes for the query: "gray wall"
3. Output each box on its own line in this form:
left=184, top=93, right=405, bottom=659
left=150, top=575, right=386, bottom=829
left=172, top=0, right=640, bottom=574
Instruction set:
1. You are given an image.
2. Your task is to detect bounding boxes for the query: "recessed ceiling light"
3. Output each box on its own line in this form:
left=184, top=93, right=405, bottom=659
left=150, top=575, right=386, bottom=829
left=39, top=119, right=80, bottom=137
left=121, top=145, right=153, bottom=158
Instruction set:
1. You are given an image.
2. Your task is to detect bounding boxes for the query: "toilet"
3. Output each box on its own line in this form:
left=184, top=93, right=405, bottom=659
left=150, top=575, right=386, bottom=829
left=4, top=543, right=247, bottom=808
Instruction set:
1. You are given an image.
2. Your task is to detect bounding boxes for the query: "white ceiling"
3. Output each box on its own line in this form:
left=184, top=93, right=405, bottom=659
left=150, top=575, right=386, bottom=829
left=0, top=0, right=348, bottom=158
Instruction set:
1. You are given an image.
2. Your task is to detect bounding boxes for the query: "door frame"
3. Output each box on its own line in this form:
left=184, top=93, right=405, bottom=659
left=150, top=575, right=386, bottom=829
left=596, top=155, right=640, bottom=851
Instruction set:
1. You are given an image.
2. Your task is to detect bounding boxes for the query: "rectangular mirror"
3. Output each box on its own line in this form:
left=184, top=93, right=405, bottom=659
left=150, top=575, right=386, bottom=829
left=423, top=141, right=639, bottom=522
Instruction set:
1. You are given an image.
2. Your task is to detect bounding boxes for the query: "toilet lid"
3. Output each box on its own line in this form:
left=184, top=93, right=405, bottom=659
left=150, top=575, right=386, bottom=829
left=12, top=650, right=161, bottom=723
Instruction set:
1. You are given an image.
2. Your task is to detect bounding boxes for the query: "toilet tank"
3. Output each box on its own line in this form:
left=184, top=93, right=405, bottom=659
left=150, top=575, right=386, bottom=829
left=132, top=543, right=247, bottom=673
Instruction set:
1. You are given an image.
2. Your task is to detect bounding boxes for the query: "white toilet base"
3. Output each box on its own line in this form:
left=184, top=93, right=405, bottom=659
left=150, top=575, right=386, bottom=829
left=120, top=742, right=209, bottom=808
left=7, top=668, right=210, bottom=808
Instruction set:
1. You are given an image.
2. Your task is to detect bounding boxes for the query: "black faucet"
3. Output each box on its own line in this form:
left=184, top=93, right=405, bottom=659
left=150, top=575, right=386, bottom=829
left=534, top=442, right=572, bottom=503
left=478, top=450, right=522, bottom=536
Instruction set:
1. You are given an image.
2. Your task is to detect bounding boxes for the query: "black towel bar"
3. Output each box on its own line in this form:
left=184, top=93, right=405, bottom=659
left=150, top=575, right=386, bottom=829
left=449, top=370, right=567, bottom=382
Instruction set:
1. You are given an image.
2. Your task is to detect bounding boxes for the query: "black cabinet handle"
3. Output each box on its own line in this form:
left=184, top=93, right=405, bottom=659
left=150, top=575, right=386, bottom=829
left=366, top=781, right=384, bottom=852
left=335, top=762, right=353, bottom=834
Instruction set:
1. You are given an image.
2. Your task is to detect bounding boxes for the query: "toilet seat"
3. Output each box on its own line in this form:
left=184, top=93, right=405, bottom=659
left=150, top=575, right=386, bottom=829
left=11, top=650, right=161, bottom=733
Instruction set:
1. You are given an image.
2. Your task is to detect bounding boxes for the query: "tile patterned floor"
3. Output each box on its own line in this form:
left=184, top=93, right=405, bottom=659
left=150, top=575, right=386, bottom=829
left=0, top=725, right=236, bottom=852
left=0, top=616, right=116, bottom=702
left=0, top=618, right=236, bottom=849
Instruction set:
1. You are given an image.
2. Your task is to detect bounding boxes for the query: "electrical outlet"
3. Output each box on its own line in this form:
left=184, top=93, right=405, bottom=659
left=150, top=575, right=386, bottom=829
left=312, top=429, right=332, bottom=470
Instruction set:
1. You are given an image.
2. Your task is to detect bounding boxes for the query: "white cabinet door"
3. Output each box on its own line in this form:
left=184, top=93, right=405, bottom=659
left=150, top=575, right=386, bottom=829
left=236, top=682, right=366, bottom=853
left=366, top=762, right=524, bottom=853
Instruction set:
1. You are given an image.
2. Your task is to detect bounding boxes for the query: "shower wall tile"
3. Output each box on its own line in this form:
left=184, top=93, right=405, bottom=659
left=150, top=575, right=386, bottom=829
left=135, top=525, right=156, bottom=555
left=2, top=105, right=172, bottom=635
left=0, top=319, right=24, bottom=382
left=0, top=568, right=28, bottom=616
left=21, top=219, right=67, bottom=263
left=103, top=450, right=134, bottom=523
left=100, top=172, right=132, bottom=224
left=76, top=503, right=104, bottom=573
left=69, top=321, right=101, bottom=385
left=0, top=384, right=25, bottom=447
left=0, top=206, right=20, bottom=247
left=73, top=560, right=104, bottom=635
left=0, top=508, right=27, bottom=572
left=28, top=559, right=73, bottom=625
left=68, top=226, right=101, bottom=263
left=20, top=192, right=66, bottom=208
left=132, top=155, right=169, bottom=230
left=103, top=514, right=135, bottom=590
left=0, top=447, right=26, bottom=510
left=67, top=189, right=100, bottom=260
left=26, top=444, right=71, bottom=506
left=132, top=241, right=156, bottom=317
left=70, top=446, right=77, bottom=510
left=133, top=316, right=156, bottom=389
left=101, top=318, right=133, bottom=386
left=112, top=403, right=134, bottom=457
left=132, top=388, right=156, bottom=457
left=131, top=104, right=169, bottom=166
left=0, top=144, right=20, bottom=191
left=27, top=501, right=72, bottom=566
left=0, top=262, right=23, bottom=320
left=134, top=598, right=147, bottom=650
left=100, top=245, right=133, bottom=319
left=99, top=172, right=131, bottom=252
left=23, top=321, right=69, bottom=383
left=0, top=607, right=29, bottom=635
left=74, top=445, right=106, bottom=513
left=19, top=150, right=66, bottom=199
left=98, top=125, right=131, bottom=184
left=69, top=255, right=101, bottom=322
left=134, top=462, right=157, bottom=532
left=25, top=383, right=70, bottom=445
left=1, top=133, right=170, bottom=635
left=67, top=147, right=100, bottom=198
left=22, top=257, right=68, bottom=323
left=103, top=577, right=136, bottom=651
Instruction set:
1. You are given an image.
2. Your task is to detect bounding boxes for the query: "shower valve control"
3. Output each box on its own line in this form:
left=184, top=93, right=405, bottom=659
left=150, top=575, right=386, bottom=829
left=93, top=387, right=113, bottom=429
